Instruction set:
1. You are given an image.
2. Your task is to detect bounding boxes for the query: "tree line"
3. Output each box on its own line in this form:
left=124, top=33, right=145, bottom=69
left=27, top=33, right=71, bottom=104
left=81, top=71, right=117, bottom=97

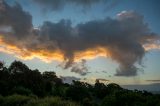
left=0, top=61, right=160, bottom=106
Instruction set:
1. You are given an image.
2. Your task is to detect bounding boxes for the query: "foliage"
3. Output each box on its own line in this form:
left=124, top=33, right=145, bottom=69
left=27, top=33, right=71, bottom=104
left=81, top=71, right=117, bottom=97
left=10, top=86, right=32, bottom=96
left=0, top=95, right=79, bottom=106
left=24, top=96, right=79, bottom=106
left=0, top=94, right=32, bottom=106
left=0, top=60, right=160, bottom=106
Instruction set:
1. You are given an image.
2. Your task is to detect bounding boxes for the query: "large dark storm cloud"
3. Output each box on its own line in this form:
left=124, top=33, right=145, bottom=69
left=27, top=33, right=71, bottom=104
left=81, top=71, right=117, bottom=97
left=0, top=1, right=159, bottom=76
left=0, top=0, right=32, bottom=38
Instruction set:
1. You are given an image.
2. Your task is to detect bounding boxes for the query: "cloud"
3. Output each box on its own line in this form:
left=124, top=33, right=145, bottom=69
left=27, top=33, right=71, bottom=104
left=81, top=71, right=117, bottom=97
left=31, top=0, right=120, bottom=12
left=60, top=76, right=81, bottom=84
left=32, top=0, right=104, bottom=10
left=82, top=77, right=109, bottom=84
left=143, top=40, right=160, bottom=51
left=0, top=0, right=32, bottom=38
left=58, top=59, right=89, bottom=76
left=146, top=80, right=160, bottom=82
left=102, top=70, right=107, bottom=73
left=70, top=59, right=89, bottom=76
left=0, top=1, right=160, bottom=76
left=96, top=78, right=109, bottom=82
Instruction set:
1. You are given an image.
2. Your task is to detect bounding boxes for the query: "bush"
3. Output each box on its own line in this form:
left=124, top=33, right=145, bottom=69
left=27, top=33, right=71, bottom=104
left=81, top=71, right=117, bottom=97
left=0, top=94, right=32, bottom=106
left=0, top=95, right=80, bottom=106
left=0, top=95, right=4, bottom=105
left=101, top=95, right=117, bottom=106
left=82, top=98, right=95, bottom=106
left=10, top=86, right=32, bottom=96
left=24, top=97, right=80, bottom=106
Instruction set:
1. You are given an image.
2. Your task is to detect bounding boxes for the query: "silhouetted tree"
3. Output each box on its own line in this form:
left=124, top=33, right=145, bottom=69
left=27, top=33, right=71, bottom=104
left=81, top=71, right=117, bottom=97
left=9, top=61, right=30, bottom=74
left=66, top=80, right=90, bottom=101
left=94, top=80, right=108, bottom=99
left=0, top=60, right=160, bottom=106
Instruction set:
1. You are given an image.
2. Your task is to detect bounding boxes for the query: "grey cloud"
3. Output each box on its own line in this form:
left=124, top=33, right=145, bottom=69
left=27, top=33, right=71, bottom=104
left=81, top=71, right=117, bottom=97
left=31, top=0, right=120, bottom=12
left=0, top=0, right=32, bottom=39
left=146, top=80, right=160, bottom=82
left=71, top=59, right=89, bottom=76
left=102, top=70, right=107, bottom=73
left=0, top=1, right=159, bottom=76
left=30, top=11, right=159, bottom=76
left=32, top=0, right=65, bottom=11
left=60, top=76, right=81, bottom=84
left=115, top=66, right=138, bottom=76
left=96, top=78, right=109, bottom=82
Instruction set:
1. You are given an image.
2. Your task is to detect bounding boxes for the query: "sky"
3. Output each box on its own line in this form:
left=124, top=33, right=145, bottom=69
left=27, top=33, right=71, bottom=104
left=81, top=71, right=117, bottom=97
left=0, top=0, right=160, bottom=89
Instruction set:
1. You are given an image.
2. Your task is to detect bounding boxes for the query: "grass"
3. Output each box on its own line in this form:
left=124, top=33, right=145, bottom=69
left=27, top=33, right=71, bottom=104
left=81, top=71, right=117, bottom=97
left=0, top=94, right=80, bottom=106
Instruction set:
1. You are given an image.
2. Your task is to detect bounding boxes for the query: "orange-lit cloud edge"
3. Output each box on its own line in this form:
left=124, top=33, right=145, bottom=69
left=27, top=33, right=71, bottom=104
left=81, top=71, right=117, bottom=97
left=0, top=35, right=159, bottom=63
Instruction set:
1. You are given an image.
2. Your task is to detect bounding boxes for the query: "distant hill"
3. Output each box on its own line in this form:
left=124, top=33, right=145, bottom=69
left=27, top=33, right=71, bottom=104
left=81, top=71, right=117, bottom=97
left=122, top=83, right=160, bottom=93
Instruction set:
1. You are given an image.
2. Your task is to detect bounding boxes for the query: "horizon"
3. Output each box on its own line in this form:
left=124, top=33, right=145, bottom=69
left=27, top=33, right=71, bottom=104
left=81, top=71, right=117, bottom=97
left=0, top=0, right=160, bottom=91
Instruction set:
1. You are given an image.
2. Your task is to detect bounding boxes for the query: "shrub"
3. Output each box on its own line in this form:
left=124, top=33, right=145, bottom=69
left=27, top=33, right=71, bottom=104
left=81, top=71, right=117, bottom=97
left=101, top=95, right=117, bottom=106
left=10, top=86, right=32, bottom=96
left=0, top=95, right=4, bottom=105
left=24, top=97, right=80, bottom=106
left=0, top=95, right=80, bottom=106
left=1, top=94, right=32, bottom=106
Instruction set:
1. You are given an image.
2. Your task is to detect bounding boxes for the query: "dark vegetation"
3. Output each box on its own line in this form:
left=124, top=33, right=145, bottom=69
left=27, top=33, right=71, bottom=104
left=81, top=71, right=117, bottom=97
left=0, top=61, right=160, bottom=106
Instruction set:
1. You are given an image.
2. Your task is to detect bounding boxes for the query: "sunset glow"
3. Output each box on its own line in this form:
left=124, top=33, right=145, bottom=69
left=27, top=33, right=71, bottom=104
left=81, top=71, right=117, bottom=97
left=0, top=0, right=160, bottom=91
